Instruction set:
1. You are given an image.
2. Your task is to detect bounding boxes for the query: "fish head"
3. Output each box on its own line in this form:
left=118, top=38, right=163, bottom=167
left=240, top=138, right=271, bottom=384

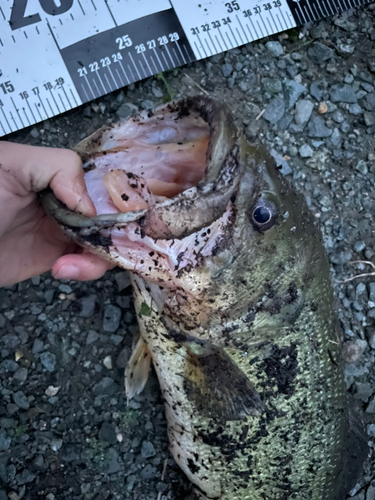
left=41, top=96, right=328, bottom=326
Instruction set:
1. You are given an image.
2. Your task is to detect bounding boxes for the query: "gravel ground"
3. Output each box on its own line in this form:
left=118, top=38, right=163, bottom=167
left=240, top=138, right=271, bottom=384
left=1, top=4, right=375, bottom=500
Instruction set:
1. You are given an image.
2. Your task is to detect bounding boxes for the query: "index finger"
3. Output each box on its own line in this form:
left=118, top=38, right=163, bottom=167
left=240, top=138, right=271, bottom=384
left=0, top=141, right=96, bottom=217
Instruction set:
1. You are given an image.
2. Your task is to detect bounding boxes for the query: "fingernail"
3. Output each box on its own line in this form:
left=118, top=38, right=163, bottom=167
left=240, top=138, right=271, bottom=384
left=80, top=191, right=96, bottom=217
left=53, top=264, right=80, bottom=280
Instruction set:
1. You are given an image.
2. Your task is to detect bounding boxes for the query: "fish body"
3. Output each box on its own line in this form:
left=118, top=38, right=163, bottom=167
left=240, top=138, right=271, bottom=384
left=41, top=96, right=358, bottom=499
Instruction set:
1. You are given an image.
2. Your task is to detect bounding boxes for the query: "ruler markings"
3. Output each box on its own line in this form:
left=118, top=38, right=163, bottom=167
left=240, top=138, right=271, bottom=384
left=296, top=3, right=308, bottom=23
left=183, top=44, right=191, bottom=61
left=77, top=0, right=86, bottom=15
left=45, top=98, right=54, bottom=116
left=50, top=90, right=60, bottom=113
left=96, top=70, right=108, bottom=93
left=58, top=93, right=67, bottom=111
left=269, top=10, right=279, bottom=32
left=115, top=67, right=125, bottom=86
left=9, top=111, right=18, bottom=131
left=1, top=108, right=12, bottom=133
left=266, top=18, right=274, bottom=37
left=104, top=73, right=115, bottom=92
left=92, top=78, right=101, bottom=97
left=326, top=0, right=335, bottom=15
left=104, top=1, right=118, bottom=27
left=236, top=15, right=250, bottom=43
left=0, top=2, right=371, bottom=138
left=152, top=47, right=165, bottom=71
left=312, top=3, right=320, bottom=19
left=127, top=63, right=136, bottom=81
left=83, top=75, right=96, bottom=100
left=207, top=31, right=218, bottom=53
left=205, top=38, right=214, bottom=56
left=164, top=43, right=177, bottom=66
left=236, top=27, right=244, bottom=45
left=107, top=64, right=119, bottom=87
left=249, top=16, right=260, bottom=39
left=38, top=96, right=49, bottom=119
left=245, top=22, right=254, bottom=42
left=175, top=40, right=186, bottom=64
left=129, top=53, right=142, bottom=80
left=81, top=83, right=91, bottom=102
left=0, top=119, right=6, bottom=136
left=335, top=0, right=343, bottom=10
left=218, top=27, right=229, bottom=50
left=61, top=85, right=72, bottom=108
left=312, top=3, right=320, bottom=18
left=196, top=34, right=208, bottom=58
left=193, top=41, right=203, bottom=59
left=26, top=98, right=36, bottom=123
left=224, top=31, right=233, bottom=50
left=149, top=54, right=159, bottom=73
left=228, top=23, right=239, bottom=45
left=259, top=14, right=270, bottom=36
left=291, top=7, right=302, bottom=24
left=275, top=13, right=283, bottom=31
left=171, top=47, right=180, bottom=65
left=306, top=1, right=318, bottom=20
left=23, top=108, right=31, bottom=126
left=142, top=52, right=153, bottom=75
left=10, top=97, right=24, bottom=128
left=34, top=103, right=43, bottom=121
left=256, top=19, right=265, bottom=39
left=214, top=34, right=223, bottom=53
left=315, top=2, right=325, bottom=18
left=70, top=89, right=79, bottom=107
left=118, top=60, right=130, bottom=84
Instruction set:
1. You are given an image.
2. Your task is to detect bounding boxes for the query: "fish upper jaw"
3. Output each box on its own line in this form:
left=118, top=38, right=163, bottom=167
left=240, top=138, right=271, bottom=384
left=40, top=96, right=249, bottom=294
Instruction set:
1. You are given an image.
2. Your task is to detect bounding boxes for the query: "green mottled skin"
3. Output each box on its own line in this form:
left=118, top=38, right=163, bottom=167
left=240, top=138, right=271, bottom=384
left=131, top=140, right=347, bottom=500
left=42, top=97, right=348, bottom=500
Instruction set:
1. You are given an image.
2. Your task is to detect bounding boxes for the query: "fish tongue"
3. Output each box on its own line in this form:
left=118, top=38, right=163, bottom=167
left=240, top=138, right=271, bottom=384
left=141, top=96, right=243, bottom=240
left=102, top=169, right=151, bottom=212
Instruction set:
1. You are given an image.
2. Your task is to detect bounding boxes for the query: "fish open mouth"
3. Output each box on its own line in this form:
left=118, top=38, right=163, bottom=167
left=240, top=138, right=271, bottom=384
left=41, top=96, right=243, bottom=286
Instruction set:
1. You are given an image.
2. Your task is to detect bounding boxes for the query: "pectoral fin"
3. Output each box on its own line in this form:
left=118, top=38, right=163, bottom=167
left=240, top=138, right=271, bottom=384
left=125, top=336, right=152, bottom=400
left=175, top=334, right=264, bottom=422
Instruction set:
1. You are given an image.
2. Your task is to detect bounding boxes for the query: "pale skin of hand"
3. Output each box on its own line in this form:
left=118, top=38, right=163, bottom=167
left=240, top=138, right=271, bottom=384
left=0, top=141, right=114, bottom=287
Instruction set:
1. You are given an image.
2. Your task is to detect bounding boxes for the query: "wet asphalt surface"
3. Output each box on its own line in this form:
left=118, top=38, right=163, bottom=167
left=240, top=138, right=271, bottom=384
left=1, top=4, right=375, bottom=500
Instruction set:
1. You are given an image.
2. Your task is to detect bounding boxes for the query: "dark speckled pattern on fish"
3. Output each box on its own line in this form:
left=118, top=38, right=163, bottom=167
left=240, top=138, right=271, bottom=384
left=41, top=96, right=353, bottom=500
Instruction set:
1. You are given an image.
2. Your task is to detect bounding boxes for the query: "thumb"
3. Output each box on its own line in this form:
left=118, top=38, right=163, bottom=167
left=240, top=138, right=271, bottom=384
left=0, top=141, right=96, bottom=216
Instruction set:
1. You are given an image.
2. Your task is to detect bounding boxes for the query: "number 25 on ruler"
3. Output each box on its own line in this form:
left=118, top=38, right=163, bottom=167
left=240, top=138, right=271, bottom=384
left=9, top=0, right=73, bottom=30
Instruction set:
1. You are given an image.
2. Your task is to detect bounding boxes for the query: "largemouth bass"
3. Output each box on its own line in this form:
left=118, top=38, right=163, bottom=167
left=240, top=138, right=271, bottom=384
left=41, top=96, right=362, bottom=499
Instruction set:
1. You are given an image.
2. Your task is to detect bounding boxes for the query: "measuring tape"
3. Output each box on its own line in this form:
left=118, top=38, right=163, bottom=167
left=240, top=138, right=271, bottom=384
left=0, top=0, right=370, bottom=137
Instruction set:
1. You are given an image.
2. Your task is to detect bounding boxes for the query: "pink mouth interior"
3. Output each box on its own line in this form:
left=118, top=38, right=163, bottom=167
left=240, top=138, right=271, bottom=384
left=81, top=105, right=231, bottom=285
left=84, top=106, right=210, bottom=215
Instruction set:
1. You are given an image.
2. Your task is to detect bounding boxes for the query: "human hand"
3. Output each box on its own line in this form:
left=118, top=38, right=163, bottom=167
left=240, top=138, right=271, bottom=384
left=0, top=141, right=114, bottom=287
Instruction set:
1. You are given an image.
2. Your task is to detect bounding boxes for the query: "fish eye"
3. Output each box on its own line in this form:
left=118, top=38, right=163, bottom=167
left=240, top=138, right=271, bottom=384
left=250, top=198, right=277, bottom=231
left=253, top=206, right=271, bottom=224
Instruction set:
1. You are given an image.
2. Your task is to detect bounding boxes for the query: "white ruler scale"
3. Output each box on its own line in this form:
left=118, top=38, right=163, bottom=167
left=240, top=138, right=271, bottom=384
left=0, top=0, right=370, bottom=137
